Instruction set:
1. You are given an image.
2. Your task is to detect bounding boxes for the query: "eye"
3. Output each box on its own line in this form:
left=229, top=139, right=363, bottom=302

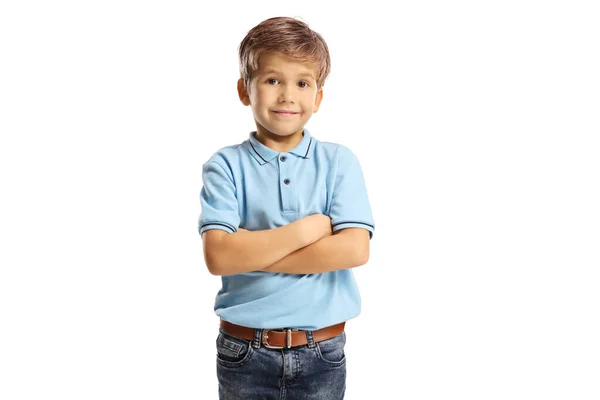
left=267, top=78, right=279, bottom=85
left=298, top=81, right=310, bottom=88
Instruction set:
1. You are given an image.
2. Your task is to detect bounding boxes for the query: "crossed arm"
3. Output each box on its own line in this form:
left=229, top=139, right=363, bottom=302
left=239, top=226, right=370, bottom=274
left=202, top=216, right=370, bottom=276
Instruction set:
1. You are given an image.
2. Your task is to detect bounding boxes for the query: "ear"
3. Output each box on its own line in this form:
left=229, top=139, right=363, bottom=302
left=313, top=87, right=323, bottom=113
left=237, top=78, right=251, bottom=106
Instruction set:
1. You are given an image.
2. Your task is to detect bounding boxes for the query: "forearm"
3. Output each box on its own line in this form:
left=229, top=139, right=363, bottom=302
left=262, top=233, right=365, bottom=274
left=211, top=221, right=311, bottom=276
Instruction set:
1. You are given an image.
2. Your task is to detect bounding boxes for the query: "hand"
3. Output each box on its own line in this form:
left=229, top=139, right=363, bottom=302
left=302, top=214, right=333, bottom=243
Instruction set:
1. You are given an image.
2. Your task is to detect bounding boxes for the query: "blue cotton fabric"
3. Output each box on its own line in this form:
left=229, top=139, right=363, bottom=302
left=199, top=128, right=374, bottom=330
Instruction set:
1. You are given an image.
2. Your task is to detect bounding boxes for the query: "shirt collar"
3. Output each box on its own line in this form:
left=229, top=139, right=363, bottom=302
left=246, top=128, right=315, bottom=165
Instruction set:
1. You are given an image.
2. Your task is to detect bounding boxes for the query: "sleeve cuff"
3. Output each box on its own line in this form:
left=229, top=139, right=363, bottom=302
left=199, top=222, right=237, bottom=235
left=332, top=221, right=374, bottom=239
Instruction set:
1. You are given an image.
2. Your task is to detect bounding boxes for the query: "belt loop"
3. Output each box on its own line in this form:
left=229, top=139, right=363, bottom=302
left=252, top=328, right=262, bottom=349
left=305, top=330, right=316, bottom=348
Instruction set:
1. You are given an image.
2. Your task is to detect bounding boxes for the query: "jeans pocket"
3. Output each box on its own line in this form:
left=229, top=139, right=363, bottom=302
left=315, top=331, right=346, bottom=365
left=216, top=331, right=254, bottom=367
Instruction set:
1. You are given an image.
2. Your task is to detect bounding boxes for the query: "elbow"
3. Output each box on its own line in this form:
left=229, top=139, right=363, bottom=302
left=355, top=239, right=370, bottom=266
left=204, top=246, right=226, bottom=276
left=356, top=249, right=369, bottom=266
left=205, top=255, right=223, bottom=275
left=362, top=250, right=370, bottom=265
left=208, top=264, right=237, bottom=277
left=206, top=262, right=223, bottom=276
left=349, top=245, right=368, bottom=267
left=205, top=254, right=235, bottom=276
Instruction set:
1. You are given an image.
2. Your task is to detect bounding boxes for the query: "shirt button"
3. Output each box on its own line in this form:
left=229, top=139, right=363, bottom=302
left=284, top=179, right=290, bottom=185
left=280, top=156, right=287, bottom=162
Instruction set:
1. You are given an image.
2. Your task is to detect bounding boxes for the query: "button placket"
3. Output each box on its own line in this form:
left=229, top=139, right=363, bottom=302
left=279, top=153, right=297, bottom=213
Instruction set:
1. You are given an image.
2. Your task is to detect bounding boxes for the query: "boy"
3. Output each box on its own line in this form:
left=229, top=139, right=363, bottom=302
left=198, top=16, right=375, bottom=399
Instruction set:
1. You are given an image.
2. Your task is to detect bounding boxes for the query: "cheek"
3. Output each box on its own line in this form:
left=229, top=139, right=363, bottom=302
left=254, top=88, right=273, bottom=104
left=304, top=96, right=318, bottom=110
left=250, top=94, right=265, bottom=109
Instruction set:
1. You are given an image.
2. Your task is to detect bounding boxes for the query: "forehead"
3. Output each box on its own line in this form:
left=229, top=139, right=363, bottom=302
left=256, top=52, right=317, bottom=78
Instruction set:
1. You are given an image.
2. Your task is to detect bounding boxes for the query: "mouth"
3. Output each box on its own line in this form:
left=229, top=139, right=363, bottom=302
left=272, top=110, right=299, bottom=115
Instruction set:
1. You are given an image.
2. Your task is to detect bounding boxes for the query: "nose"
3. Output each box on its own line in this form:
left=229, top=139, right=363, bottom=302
left=278, top=83, right=295, bottom=103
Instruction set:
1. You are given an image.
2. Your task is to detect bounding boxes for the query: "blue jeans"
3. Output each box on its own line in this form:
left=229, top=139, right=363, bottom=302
left=216, top=327, right=347, bottom=399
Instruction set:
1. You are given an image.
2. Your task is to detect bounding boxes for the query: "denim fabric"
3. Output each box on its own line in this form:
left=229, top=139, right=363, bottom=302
left=216, top=328, right=347, bottom=399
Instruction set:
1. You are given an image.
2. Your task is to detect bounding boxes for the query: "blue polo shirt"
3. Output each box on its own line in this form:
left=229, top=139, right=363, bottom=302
left=198, top=128, right=375, bottom=330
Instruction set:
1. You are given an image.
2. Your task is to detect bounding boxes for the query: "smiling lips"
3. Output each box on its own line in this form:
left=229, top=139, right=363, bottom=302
left=273, top=110, right=298, bottom=115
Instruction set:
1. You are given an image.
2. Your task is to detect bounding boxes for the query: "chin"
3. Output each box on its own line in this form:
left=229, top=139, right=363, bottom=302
left=263, top=126, right=301, bottom=137
left=275, top=130, right=300, bottom=136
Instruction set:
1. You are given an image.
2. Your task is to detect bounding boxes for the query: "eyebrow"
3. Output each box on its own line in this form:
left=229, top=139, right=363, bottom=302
left=260, top=69, right=315, bottom=79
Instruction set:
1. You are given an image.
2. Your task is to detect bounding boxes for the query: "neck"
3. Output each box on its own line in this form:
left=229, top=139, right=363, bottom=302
left=255, top=128, right=304, bottom=152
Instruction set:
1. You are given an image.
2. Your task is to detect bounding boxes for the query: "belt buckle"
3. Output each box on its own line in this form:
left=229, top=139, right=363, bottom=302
left=262, top=328, right=293, bottom=349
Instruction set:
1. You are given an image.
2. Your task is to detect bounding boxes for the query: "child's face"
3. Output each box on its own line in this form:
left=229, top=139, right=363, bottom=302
left=238, top=51, right=323, bottom=139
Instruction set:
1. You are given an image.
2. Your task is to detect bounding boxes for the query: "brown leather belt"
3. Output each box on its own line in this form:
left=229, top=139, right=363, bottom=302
left=220, top=319, right=345, bottom=349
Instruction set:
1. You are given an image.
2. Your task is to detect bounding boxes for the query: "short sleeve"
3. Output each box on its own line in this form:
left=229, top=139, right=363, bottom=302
left=198, top=161, right=240, bottom=236
left=328, top=146, right=375, bottom=239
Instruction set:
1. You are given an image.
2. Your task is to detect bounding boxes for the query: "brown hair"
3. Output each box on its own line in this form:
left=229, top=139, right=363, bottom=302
left=238, top=16, right=331, bottom=91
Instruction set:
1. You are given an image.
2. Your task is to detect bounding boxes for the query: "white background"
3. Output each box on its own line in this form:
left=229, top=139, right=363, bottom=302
left=1, top=1, right=599, bottom=399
